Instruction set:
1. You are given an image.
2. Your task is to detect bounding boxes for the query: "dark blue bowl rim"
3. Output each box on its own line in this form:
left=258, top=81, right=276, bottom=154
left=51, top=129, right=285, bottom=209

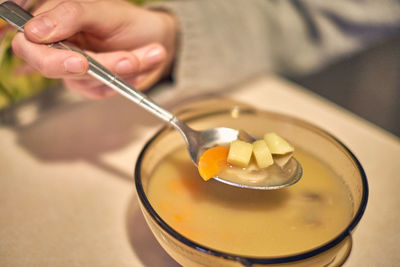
left=134, top=111, right=369, bottom=265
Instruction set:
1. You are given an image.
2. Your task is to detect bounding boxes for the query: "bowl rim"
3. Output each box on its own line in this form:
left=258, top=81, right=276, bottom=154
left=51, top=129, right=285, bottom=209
left=134, top=109, right=369, bottom=265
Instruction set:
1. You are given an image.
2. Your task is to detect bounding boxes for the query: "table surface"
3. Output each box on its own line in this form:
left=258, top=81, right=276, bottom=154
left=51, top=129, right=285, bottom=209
left=1, top=75, right=399, bottom=267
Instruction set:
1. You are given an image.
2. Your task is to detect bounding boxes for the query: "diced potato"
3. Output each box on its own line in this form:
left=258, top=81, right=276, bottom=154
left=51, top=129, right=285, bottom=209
left=252, top=140, right=274, bottom=168
left=264, top=132, right=294, bottom=155
left=227, top=140, right=252, bottom=167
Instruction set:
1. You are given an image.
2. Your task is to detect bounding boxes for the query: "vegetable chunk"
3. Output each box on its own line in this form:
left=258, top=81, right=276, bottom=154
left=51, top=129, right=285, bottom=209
left=198, top=146, right=229, bottom=181
left=227, top=140, right=253, bottom=167
left=264, top=133, right=294, bottom=155
left=252, top=140, right=274, bottom=168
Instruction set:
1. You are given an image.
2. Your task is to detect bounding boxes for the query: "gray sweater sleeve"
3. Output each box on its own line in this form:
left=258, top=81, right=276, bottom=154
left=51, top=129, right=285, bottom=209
left=149, top=0, right=400, bottom=95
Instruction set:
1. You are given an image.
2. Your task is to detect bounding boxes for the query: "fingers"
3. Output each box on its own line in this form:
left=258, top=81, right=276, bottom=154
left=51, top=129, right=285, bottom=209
left=61, top=43, right=167, bottom=98
left=131, top=43, right=167, bottom=73
left=87, top=50, right=141, bottom=75
left=12, top=32, right=89, bottom=77
left=13, top=6, right=168, bottom=97
left=12, top=33, right=165, bottom=79
left=129, top=43, right=169, bottom=91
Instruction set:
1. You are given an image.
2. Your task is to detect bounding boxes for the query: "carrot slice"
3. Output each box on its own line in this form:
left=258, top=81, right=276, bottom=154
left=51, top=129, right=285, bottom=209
left=198, top=146, right=229, bottom=181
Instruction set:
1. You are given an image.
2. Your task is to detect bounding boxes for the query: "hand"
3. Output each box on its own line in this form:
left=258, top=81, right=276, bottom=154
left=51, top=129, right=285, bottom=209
left=11, top=0, right=177, bottom=99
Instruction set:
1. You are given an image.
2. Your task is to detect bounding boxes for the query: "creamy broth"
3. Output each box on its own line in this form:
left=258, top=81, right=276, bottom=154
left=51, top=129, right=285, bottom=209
left=147, top=146, right=353, bottom=257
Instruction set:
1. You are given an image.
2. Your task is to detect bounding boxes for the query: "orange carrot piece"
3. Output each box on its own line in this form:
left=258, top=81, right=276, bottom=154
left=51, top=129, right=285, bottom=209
left=198, top=146, right=229, bottom=181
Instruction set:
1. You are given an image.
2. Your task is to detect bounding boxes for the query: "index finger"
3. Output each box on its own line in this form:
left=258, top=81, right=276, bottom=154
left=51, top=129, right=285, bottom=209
left=12, top=32, right=89, bottom=78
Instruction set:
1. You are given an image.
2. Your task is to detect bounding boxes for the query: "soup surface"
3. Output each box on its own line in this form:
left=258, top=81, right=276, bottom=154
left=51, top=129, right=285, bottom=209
left=147, top=146, right=353, bottom=257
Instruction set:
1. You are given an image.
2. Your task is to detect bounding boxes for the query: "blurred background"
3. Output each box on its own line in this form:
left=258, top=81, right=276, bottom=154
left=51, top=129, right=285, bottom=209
left=292, top=34, right=400, bottom=137
left=1, top=0, right=399, bottom=137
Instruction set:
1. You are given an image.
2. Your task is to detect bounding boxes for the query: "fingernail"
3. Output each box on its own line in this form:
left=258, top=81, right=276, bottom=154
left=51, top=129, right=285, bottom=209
left=144, top=46, right=164, bottom=66
left=64, top=57, right=85, bottom=74
left=29, top=17, right=55, bottom=40
left=116, top=59, right=134, bottom=74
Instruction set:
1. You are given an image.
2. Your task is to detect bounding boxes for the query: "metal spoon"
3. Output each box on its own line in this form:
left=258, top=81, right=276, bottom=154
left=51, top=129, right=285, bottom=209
left=0, top=1, right=302, bottom=190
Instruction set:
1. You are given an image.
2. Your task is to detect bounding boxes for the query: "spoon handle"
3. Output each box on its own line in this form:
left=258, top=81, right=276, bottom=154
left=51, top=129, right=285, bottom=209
left=0, top=1, right=176, bottom=124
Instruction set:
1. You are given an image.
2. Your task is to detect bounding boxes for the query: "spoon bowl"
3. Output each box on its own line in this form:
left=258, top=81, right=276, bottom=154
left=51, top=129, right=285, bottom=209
left=171, top=118, right=303, bottom=189
left=0, top=0, right=302, bottom=189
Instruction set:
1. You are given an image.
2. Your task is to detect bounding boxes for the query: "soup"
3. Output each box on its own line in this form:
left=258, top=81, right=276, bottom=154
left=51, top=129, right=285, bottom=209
left=146, top=146, right=353, bottom=257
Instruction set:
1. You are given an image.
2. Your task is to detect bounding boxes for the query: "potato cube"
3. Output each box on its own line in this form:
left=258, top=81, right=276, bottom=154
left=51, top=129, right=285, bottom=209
left=264, top=132, right=294, bottom=154
left=227, top=140, right=252, bottom=167
left=252, top=140, right=274, bottom=168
